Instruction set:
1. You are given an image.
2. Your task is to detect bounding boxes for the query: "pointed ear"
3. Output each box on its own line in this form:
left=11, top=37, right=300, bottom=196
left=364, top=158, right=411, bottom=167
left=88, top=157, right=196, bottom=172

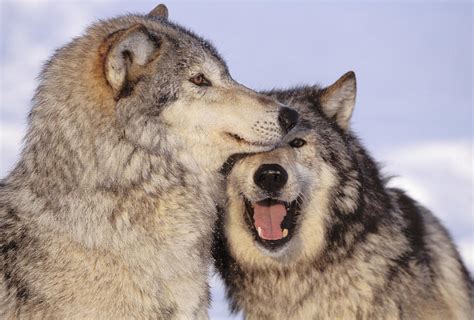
left=148, top=4, right=169, bottom=19
left=319, top=71, right=356, bottom=130
left=103, top=25, right=162, bottom=98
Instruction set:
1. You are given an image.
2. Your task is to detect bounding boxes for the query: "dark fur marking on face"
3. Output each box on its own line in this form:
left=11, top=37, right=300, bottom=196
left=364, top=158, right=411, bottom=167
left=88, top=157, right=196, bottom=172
left=140, top=93, right=176, bottom=118
left=158, top=93, right=170, bottom=106
left=155, top=91, right=177, bottom=111
left=219, top=153, right=252, bottom=177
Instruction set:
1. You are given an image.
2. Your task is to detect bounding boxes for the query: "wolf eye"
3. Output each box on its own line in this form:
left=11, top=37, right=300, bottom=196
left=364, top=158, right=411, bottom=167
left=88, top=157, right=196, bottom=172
left=290, top=138, right=306, bottom=148
left=189, top=74, right=211, bottom=87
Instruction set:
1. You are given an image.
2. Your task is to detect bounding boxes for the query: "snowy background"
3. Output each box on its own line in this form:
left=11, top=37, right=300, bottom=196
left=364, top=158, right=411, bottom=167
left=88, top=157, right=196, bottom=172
left=0, top=1, right=472, bottom=319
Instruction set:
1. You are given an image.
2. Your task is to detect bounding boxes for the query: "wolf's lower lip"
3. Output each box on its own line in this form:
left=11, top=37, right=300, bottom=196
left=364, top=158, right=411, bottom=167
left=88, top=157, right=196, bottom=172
left=225, top=132, right=276, bottom=148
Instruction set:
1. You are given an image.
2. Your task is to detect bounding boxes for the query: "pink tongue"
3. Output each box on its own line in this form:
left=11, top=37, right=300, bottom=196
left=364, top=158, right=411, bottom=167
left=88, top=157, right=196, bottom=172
left=253, top=202, right=287, bottom=240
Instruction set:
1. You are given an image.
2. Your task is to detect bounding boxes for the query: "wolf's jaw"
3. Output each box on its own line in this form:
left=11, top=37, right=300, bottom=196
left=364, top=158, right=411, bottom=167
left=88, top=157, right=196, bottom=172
left=225, top=132, right=280, bottom=149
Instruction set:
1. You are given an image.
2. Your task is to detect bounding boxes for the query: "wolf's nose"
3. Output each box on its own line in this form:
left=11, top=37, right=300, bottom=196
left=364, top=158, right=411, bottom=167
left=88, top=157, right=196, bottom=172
left=254, top=164, right=288, bottom=193
left=278, top=107, right=299, bottom=133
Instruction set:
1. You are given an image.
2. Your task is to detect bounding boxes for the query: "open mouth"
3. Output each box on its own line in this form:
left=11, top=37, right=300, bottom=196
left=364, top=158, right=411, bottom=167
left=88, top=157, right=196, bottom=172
left=243, top=196, right=301, bottom=250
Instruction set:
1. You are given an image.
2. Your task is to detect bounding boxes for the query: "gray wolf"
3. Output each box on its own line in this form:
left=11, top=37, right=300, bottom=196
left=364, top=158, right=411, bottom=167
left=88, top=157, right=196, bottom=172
left=0, top=4, right=298, bottom=319
left=213, top=71, right=473, bottom=319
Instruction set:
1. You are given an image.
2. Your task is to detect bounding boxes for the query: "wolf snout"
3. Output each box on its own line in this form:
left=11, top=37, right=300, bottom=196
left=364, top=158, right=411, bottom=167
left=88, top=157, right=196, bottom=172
left=278, top=107, right=299, bottom=134
left=254, top=164, right=288, bottom=193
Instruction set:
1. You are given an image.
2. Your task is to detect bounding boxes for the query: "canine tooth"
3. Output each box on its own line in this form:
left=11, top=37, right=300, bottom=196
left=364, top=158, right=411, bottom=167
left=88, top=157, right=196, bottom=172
left=282, top=228, right=288, bottom=238
left=257, top=227, right=263, bottom=238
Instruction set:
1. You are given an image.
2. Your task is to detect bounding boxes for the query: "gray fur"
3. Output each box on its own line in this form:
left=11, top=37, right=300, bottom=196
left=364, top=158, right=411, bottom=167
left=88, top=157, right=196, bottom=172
left=213, top=72, right=473, bottom=319
left=0, top=6, right=294, bottom=319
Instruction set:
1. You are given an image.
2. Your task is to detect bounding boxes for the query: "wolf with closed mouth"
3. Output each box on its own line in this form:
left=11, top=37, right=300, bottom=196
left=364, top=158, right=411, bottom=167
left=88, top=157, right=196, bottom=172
left=0, top=4, right=299, bottom=319
left=213, top=71, right=473, bottom=319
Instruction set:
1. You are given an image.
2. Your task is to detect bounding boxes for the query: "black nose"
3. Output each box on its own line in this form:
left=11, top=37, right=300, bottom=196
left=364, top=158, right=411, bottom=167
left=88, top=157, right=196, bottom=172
left=254, top=164, right=288, bottom=193
left=278, top=107, right=299, bottom=133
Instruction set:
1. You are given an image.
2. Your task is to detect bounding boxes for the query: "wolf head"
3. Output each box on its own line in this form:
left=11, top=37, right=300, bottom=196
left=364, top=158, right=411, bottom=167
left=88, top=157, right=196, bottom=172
left=221, top=72, right=360, bottom=265
left=22, top=5, right=297, bottom=190
left=105, top=18, right=298, bottom=169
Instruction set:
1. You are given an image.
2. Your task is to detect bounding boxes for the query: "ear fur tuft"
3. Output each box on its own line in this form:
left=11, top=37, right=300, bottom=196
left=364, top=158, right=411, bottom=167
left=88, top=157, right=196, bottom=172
left=104, top=25, right=161, bottom=98
left=319, top=71, right=357, bottom=130
left=148, top=4, right=169, bottom=19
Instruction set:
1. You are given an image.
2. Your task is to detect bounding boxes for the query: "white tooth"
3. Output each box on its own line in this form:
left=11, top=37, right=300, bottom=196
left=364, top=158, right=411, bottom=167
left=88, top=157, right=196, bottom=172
left=282, top=229, right=288, bottom=238
left=257, top=227, right=263, bottom=238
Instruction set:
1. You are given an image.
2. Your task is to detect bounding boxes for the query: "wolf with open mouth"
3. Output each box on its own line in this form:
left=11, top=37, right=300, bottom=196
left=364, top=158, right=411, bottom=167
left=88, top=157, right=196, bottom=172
left=213, top=72, right=473, bottom=319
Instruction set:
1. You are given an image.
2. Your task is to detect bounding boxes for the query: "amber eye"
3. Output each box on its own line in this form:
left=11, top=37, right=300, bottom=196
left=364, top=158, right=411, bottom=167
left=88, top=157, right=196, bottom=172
left=289, top=138, right=306, bottom=148
left=189, top=74, right=211, bottom=87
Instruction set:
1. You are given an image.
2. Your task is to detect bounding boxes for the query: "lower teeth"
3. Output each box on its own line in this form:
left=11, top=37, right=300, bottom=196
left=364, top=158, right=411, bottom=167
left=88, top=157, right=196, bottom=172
left=256, top=227, right=289, bottom=239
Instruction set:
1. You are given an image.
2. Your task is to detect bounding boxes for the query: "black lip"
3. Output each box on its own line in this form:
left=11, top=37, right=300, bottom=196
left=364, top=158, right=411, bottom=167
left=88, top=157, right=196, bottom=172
left=243, top=196, right=301, bottom=251
left=226, top=132, right=274, bottom=147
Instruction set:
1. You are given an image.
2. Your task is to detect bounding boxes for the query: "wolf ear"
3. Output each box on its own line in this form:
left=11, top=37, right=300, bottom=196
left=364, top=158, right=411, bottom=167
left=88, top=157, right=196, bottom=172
left=104, top=24, right=162, bottom=98
left=319, top=71, right=356, bottom=130
left=148, top=4, right=169, bottom=19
